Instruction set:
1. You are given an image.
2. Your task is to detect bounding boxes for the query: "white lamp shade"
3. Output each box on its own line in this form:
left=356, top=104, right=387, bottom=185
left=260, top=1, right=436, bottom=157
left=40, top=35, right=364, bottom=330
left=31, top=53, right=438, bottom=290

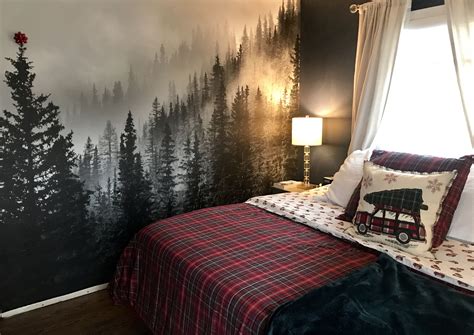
left=292, top=117, right=323, bottom=146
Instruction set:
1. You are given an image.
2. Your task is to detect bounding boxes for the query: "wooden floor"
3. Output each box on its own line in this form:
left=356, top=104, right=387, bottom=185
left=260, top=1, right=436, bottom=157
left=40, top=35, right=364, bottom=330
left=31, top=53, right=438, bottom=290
left=0, top=290, right=151, bottom=335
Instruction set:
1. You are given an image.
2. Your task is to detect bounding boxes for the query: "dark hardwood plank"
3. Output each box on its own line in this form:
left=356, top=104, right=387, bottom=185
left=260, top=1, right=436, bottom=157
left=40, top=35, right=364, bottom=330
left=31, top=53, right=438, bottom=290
left=0, top=290, right=151, bottom=335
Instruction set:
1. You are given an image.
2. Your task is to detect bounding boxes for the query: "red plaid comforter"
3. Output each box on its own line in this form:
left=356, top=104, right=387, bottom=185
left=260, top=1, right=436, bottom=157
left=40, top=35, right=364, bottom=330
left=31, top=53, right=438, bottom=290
left=111, top=204, right=377, bottom=335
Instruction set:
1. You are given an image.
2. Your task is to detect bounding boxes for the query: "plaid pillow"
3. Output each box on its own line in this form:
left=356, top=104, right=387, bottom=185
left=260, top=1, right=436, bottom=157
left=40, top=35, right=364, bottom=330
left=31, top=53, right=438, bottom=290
left=338, top=150, right=473, bottom=247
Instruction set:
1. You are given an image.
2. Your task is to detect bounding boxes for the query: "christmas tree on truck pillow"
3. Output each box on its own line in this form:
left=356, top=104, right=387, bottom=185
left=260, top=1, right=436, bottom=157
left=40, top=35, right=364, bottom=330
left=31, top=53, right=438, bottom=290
left=353, top=161, right=457, bottom=257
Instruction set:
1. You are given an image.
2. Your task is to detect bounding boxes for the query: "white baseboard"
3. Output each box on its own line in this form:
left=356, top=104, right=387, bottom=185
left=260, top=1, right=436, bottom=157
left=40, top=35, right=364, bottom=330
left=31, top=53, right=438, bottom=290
left=0, top=283, right=109, bottom=319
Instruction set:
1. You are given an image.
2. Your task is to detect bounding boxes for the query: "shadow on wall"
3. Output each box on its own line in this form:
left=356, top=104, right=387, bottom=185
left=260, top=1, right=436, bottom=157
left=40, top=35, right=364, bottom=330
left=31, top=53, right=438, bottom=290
left=299, top=0, right=362, bottom=181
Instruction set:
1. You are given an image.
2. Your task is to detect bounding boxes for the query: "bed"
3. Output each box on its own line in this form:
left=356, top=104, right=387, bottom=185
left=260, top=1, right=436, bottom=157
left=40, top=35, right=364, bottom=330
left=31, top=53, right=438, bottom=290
left=111, top=186, right=474, bottom=335
left=110, top=199, right=377, bottom=335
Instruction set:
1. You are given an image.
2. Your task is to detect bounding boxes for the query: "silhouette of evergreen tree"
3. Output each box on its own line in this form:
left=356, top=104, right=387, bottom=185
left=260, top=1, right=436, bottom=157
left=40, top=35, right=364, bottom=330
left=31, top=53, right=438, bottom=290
left=255, top=16, right=263, bottom=53
left=112, top=81, right=124, bottom=106
left=187, top=94, right=195, bottom=122
left=289, top=34, right=300, bottom=117
left=102, top=87, right=112, bottom=111
left=201, top=72, right=210, bottom=106
left=0, top=39, right=91, bottom=268
left=210, top=56, right=224, bottom=98
left=172, top=95, right=181, bottom=130
left=168, top=81, right=177, bottom=104
left=159, top=44, right=167, bottom=65
left=46, top=132, right=91, bottom=250
left=140, top=121, right=149, bottom=157
left=179, top=131, right=205, bottom=212
left=117, top=111, right=154, bottom=236
left=99, top=120, right=119, bottom=178
left=149, top=98, right=166, bottom=140
left=127, top=66, right=139, bottom=105
left=285, top=0, right=299, bottom=46
left=268, top=12, right=275, bottom=42
left=146, top=97, right=165, bottom=193
left=230, top=44, right=244, bottom=77
left=79, top=137, right=93, bottom=190
left=192, top=72, right=200, bottom=109
left=241, top=26, right=250, bottom=55
left=0, top=43, right=66, bottom=226
left=250, top=87, right=269, bottom=194
left=146, top=131, right=159, bottom=193
left=91, top=174, right=123, bottom=267
left=208, top=75, right=230, bottom=205
left=178, top=135, right=192, bottom=211
left=91, top=83, right=100, bottom=111
left=156, top=122, right=177, bottom=218
left=283, top=35, right=301, bottom=179
left=228, top=86, right=254, bottom=202
left=152, top=52, right=159, bottom=80
left=91, top=145, right=100, bottom=187
left=275, top=98, right=288, bottom=181
left=180, top=100, right=188, bottom=126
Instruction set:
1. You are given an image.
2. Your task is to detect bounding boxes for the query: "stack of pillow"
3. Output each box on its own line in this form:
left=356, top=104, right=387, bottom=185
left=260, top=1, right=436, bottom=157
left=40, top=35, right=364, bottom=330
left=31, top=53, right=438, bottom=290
left=326, top=149, right=473, bottom=257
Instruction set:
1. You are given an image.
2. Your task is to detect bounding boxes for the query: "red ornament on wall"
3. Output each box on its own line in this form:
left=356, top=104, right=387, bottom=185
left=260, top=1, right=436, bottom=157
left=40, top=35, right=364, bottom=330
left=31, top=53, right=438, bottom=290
left=14, top=32, right=28, bottom=45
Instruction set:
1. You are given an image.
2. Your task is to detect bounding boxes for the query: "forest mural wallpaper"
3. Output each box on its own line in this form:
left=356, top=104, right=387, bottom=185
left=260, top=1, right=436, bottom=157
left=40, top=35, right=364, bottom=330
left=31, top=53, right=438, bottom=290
left=0, top=0, right=300, bottom=311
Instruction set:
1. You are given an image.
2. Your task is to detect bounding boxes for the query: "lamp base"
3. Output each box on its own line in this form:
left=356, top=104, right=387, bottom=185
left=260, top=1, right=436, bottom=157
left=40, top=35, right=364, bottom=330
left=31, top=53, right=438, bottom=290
left=303, top=145, right=311, bottom=186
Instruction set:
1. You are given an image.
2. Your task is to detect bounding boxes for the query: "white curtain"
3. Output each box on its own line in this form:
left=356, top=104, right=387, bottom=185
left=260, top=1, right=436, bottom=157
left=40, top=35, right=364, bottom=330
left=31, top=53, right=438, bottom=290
left=446, top=0, right=474, bottom=147
left=348, top=0, right=411, bottom=153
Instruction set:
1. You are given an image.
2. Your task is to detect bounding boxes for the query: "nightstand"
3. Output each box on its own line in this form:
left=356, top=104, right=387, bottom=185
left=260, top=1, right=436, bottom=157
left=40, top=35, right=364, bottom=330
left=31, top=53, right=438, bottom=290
left=271, top=181, right=317, bottom=194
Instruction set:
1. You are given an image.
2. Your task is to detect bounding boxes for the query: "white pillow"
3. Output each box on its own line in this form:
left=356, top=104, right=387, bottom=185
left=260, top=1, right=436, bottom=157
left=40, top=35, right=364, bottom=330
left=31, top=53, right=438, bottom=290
left=447, top=167, right=474, bottom=243
left=326, top=149, right=372, bottom=208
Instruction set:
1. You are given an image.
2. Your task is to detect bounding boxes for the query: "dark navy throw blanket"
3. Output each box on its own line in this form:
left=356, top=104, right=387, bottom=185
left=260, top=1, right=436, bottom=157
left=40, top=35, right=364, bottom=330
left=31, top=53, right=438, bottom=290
left=267, top=254, right=474, bottom=335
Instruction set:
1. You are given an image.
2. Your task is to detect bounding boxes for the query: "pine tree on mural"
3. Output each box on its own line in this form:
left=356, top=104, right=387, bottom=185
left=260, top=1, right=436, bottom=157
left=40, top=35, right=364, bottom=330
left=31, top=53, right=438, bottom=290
left=0, top=38, right=79, bottom=226
left=251, top=87, right=272, bottom=194
left=112, top=81, right=124, bottom=106
left=146, top=98, right=166, bottom=194
left=208, top=73, right=230, bottom=205
left=191, top=131, right=206, bottom=209
left=127, top=66, right=139, bottom=105
left=102, top=87, right=112, bottom=111
left=289, top=34, right=301, bottom=118
left=160, top=44, right=167, bottom=66
left=146, top=133, right=159, bottom=193
left=99, top=120, right=119, bottom=178
left=179, top=135, right=193, bottom=211
left=91, top=180, right=120, bottom=263
left=192, top=72, right=200, bottom=112
left=91, top=83, right=100, bottom=112
left=201, top=72, right=210, bottom=107
left=156, top=122, right=177, bottom=218
left=46, top=132, right=91, bottom=255
left=210, top=56, right=225, bottom=98
left=118, top=111, right=154, bottom=236
left=79, top=137, right=94, bottom=190
left=91, top=145, right=100, bottom=188
left=283, top=34, right=301, bottom=180
left=0, top=34, right=91, bottom=281
left=228, top=86, right=254, bottom=202
left=255, top=16, right=263, bottom=54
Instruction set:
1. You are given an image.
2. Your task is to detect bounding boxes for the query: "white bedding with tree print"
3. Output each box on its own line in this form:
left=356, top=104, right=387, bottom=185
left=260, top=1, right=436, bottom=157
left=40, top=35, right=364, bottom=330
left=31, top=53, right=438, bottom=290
left=246, top=186, right=474, bottom=291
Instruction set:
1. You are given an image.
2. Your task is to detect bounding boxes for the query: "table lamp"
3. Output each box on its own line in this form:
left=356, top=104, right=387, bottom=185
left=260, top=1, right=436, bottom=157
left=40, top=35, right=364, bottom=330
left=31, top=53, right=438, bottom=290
left=292, top=116, right=323, bottom=187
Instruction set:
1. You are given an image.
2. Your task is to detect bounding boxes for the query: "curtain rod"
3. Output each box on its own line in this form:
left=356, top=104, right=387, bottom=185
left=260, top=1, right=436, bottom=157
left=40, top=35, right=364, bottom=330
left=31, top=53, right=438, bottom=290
left=350, top=4, right=361, bottom=13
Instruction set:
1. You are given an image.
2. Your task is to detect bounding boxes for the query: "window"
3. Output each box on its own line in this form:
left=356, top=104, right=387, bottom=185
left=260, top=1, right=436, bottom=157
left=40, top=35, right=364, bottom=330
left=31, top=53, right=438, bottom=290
left=373, top=5, right=472, bottom=158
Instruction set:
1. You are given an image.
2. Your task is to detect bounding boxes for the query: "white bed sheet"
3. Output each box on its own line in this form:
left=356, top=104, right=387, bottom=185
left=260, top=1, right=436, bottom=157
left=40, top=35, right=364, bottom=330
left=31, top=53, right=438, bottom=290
left=246, top=186, right=474, bottom=291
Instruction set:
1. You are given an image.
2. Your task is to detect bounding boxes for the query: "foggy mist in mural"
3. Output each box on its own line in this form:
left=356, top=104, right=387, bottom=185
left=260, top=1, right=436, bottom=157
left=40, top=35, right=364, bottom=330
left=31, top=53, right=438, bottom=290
left=0, top=0, right=300, bottom=310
